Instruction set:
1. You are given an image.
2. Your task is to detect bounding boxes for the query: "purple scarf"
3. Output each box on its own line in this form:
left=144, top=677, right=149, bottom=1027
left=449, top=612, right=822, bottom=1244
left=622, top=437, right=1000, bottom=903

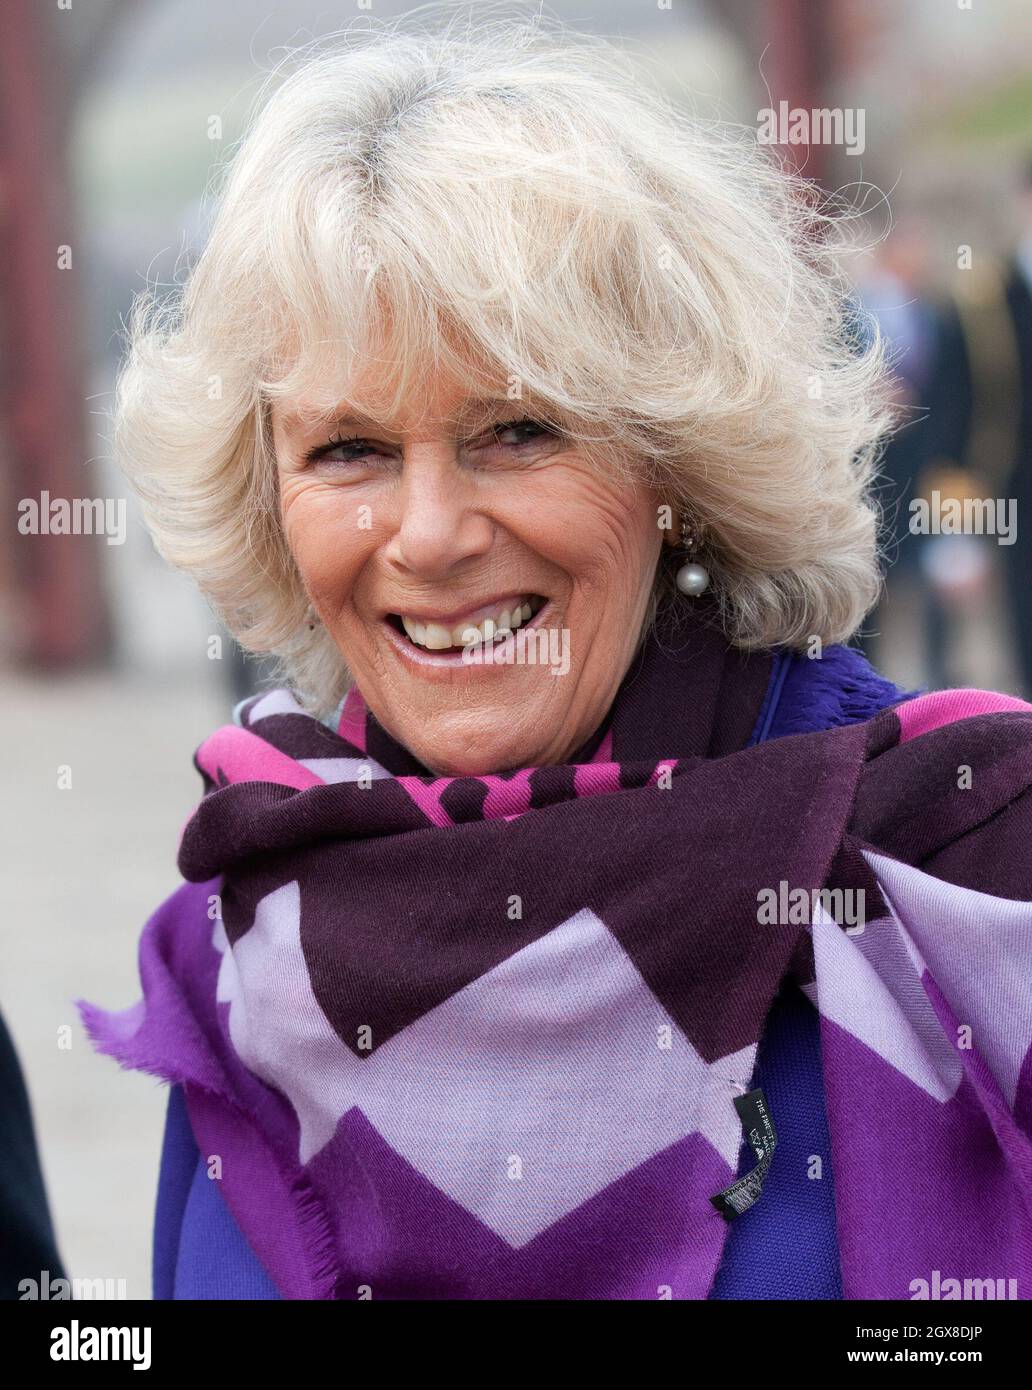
left=81, top=609, right=1032, bottom=1299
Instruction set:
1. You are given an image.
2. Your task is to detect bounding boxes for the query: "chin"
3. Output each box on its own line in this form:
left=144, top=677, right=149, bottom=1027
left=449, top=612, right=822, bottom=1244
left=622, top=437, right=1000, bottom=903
left=403, top=712, right=540, bottom=778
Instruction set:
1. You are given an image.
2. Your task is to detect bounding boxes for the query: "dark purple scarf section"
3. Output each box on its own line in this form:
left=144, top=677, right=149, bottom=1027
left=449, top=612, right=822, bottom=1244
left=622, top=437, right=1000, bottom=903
left=82, top=605, right=1032, bottom=1299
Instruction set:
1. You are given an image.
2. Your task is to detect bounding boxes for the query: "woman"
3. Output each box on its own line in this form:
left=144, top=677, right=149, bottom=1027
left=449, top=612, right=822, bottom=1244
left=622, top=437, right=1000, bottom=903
left=82, top=16, right=1032, bottom=1300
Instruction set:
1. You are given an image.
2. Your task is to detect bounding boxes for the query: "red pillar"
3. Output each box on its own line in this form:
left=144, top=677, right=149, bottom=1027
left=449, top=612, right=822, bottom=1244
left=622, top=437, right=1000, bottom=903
left=758, top=0, right=834, bottom=184
left=0, top=0, right=108, bottom=668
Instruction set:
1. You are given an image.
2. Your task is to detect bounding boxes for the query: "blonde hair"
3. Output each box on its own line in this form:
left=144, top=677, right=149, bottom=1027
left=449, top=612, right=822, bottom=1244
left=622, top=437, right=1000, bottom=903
left=115, top=6, right=893, bottom=715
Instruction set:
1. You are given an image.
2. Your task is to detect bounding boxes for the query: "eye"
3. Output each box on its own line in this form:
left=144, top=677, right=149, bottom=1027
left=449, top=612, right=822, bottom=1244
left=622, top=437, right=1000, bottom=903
left=493, top=418, right=554, bottom=446
left=301, top=434, right=387, bottom=468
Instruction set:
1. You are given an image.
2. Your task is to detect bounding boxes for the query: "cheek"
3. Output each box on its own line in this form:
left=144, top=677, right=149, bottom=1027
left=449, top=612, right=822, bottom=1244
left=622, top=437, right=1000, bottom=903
left=278, top=480, right=374, bottom=608
left=518, top=469, right=660, bottom=600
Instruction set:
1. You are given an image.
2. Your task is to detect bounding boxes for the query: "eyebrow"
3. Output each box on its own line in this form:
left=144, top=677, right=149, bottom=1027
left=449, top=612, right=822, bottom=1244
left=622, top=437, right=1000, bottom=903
left=281, top=393, right=528, bottom=434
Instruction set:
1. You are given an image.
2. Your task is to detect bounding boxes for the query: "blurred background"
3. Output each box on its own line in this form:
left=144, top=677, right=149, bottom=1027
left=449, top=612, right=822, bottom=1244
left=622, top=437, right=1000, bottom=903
left=1, top=0, right=1031, bottom=1298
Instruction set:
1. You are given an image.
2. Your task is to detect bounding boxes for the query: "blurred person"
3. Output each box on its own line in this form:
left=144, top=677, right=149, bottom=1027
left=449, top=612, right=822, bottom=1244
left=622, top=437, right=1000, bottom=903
left=0, top=1014, right=65, bottom=1299
left=913, top=161, right=1032, bottom=695
left=1006, top=161, right=1032, bottom=691
left=858, top=216, right=989, bottom=687
left=79, top=15, right=1032, bottom=1301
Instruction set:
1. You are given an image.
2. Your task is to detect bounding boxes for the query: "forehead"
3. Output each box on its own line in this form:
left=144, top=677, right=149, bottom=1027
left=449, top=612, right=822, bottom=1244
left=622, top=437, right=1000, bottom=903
left=273, top=381, right=523, bottom=435
left=267, top=299, right=527, bottom=435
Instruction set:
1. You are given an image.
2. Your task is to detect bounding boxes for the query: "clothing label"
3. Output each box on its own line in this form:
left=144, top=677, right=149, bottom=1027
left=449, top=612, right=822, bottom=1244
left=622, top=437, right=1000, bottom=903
left=710, top=1088, right=778, bottom=1220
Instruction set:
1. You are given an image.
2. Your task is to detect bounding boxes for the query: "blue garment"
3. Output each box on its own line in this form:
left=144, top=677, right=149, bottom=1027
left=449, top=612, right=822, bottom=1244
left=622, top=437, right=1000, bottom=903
left=710, top=648, right=910, bottom=1299
left=708, top=983, right=842, bottom=1298
left=154, top=1087, right=279, bottom=1300
left=153, top=646, right=908, bottom=1299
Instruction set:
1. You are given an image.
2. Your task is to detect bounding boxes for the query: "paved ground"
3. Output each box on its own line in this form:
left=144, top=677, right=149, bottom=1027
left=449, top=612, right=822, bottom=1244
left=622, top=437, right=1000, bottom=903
left=0, top=669, right=227, bottom=1299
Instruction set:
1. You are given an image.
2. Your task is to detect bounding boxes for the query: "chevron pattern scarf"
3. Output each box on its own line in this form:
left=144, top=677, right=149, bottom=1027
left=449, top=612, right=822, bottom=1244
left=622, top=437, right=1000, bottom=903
left=82, top=610, right=1032, bottom=1299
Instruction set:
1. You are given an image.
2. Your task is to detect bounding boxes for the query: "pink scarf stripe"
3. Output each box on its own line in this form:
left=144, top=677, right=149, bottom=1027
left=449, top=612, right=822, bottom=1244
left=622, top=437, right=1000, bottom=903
left=394, top=777, right=456, bottom=828
left=197, top=725, right=327, bottom=792
left=337, top=685, right=368, bottom=753
left=572, top=761, right=626, bottom=799
left=482, top=768, right=535, bottom=820
left=897, top=688, right=1032, bottom=744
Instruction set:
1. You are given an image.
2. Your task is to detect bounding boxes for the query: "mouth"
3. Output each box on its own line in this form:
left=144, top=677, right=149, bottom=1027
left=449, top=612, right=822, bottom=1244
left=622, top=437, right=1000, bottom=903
left=383, top=593, right=550, bottom=662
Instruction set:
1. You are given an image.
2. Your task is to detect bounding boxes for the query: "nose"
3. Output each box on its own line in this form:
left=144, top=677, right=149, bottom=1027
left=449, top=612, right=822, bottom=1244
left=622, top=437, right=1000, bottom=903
left=384, top=445, right=494, bottom=581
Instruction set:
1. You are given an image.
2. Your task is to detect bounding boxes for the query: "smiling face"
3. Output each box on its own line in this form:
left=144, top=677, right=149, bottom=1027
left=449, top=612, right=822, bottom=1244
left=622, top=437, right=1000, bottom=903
left=271, top=363, right=665, bottom=776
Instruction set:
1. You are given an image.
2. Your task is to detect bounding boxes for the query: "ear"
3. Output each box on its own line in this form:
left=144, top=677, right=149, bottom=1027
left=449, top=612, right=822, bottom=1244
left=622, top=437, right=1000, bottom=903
left=661, top=507, right=681, bottom=548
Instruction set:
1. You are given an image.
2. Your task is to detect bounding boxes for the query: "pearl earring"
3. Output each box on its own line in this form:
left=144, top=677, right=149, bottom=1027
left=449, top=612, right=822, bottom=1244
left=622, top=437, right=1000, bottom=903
left=675, top=517, right=710, bottom=597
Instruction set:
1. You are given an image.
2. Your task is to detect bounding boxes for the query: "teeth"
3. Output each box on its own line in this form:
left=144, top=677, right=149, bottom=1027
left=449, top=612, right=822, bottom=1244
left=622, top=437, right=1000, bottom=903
left=401, top=616, right=426, bottom=646
left=398, top=596, right=542, bottom=650
left=422, top=622, right=453, bottom=651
